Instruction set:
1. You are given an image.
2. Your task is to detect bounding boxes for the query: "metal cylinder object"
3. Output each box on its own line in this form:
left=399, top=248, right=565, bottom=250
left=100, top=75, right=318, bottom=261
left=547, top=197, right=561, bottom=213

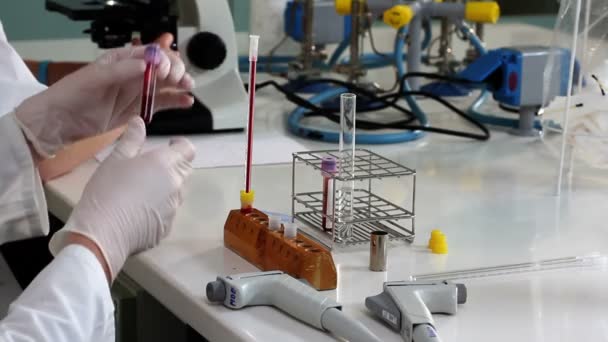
left=369, top=231, right=388, bottom=271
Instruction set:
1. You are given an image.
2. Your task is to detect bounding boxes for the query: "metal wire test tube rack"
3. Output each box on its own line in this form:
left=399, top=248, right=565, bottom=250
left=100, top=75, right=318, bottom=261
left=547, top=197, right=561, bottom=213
left=292, top=149, right=416, bottom=248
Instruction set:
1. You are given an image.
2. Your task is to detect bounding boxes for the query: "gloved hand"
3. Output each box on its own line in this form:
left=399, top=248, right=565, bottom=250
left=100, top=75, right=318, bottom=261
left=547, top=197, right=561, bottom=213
left=15, top=45, right=194, bottom=158
left=49, top=117, right=195, bottom=280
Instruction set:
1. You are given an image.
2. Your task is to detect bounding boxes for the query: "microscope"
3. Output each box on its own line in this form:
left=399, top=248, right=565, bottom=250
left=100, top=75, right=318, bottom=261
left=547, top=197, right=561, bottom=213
left=46, top=0, right=247, bottom=135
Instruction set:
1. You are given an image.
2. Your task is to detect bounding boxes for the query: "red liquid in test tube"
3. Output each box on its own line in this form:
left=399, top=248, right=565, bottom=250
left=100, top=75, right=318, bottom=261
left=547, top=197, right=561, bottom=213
left=321, top=157, right=337, bottom=231
left=245, top=59, right=256, bottom=193
left=140, top=44, right=161, bottom=124
left=240, top=35, right=260, bottom=214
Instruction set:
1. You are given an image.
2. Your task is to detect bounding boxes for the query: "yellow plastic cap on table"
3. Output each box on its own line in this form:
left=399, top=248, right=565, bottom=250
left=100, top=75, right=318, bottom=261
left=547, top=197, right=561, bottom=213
left=335, top=0, right=352, bottom=15
left=431, top=233, right=448, bottom=254
left=465, top=2, right=500, bottom=24
left=383, top=5, right=414, bottom=29
left=428, top=229, right=443, bottom=249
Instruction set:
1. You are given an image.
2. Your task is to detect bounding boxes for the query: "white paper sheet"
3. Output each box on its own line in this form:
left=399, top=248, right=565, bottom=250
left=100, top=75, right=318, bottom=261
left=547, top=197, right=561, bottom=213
left=96, top=132, right=309, bottom=169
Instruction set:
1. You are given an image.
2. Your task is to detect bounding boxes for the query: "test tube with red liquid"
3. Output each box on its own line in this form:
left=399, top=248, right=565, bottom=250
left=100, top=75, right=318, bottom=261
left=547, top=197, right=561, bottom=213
left=140, top=44, right=161, bottom=124
left=321, top=157, right=337, bottom=231
left=240, top=35, right=260, bottom=213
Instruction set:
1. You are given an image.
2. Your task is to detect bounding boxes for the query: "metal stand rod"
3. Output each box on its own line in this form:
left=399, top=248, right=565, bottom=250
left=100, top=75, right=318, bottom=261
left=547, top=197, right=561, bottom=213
left=512, top=106, right=539, bottom=137
left=475, top=22, right=484, bottom=40
left=439, top=17, right=453, bottom=74
left=301, top=0, right=315, bottom=70
left=349, top=0, right=362, bottom=82
left=407, top=15, right=423, bottom=90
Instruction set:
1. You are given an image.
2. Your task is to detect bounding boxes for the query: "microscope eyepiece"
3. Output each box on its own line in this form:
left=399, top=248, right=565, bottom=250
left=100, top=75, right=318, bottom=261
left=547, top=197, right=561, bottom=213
left=46, top=0, right=178, bottom=49
left=187, top=32, right=227, bottom=70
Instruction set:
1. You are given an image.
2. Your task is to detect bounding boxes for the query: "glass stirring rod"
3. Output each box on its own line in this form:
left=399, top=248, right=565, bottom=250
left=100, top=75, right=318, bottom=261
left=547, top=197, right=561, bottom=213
left=140, top=44, right=161, bottom=124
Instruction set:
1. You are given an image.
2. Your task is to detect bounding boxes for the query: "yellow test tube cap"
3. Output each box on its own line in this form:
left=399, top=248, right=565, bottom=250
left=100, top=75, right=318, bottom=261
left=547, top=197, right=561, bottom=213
left=383, top=5, right=414, bottom=29
left=335, top=0, right=352, bottom=15
left=431, top=233, right=448, bottom=254
left=465, top=2, right=500, bottom=24
left=428, top=229, right=443, bottom=249
left=240, top=190, right=255, bottom=206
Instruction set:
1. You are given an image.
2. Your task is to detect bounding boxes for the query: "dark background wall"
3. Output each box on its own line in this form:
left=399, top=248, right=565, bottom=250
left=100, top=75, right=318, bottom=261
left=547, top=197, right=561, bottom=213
left=498, top=0, right=559, bottom=15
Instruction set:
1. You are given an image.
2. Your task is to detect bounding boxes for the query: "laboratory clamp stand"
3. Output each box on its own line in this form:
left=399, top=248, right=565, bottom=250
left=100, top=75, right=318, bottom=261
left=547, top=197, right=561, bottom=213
left=291, top=149, right=416, bottom=249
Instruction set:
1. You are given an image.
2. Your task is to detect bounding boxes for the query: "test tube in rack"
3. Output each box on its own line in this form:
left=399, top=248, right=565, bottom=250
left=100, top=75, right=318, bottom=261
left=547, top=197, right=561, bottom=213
left=336, top=93, right=357, bottom=239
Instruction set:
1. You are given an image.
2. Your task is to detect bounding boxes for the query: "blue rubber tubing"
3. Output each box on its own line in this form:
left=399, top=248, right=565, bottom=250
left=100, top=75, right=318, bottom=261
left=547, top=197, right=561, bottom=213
left=287, top=26, right=429, bottom=144
left=287, top=86, right=427, bottom=144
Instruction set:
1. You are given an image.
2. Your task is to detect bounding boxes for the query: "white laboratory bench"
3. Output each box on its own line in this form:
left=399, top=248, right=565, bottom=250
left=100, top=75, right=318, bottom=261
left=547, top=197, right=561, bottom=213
left=19, top=22, right=608, bottom=341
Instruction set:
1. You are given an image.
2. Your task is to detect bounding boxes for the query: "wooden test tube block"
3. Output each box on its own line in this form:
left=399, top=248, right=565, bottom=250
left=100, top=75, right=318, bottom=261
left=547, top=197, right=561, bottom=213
left=224, top=209, right=337, bottom=290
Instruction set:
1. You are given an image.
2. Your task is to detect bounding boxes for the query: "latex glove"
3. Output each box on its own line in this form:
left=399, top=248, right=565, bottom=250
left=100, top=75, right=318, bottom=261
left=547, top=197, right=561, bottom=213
left=49, top=117, right=195, bottom=280
left=15, top=45, right=194, bottom=158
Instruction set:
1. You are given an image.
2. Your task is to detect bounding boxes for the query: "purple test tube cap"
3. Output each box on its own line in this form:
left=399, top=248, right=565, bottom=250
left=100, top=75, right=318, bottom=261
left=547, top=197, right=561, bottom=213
left=321, top=157, right=337, bottom=173
left=144, top=44, right=161, bottom=64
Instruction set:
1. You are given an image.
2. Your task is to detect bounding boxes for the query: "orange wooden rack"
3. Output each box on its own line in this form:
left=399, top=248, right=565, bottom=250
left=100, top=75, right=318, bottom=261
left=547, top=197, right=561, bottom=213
left=224, top=208, right=337, bottom=290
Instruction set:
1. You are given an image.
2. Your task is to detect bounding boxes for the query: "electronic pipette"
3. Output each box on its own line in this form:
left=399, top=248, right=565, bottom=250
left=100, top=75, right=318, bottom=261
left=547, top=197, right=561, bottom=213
left=366, top=280, right=467, bottom=342
left=207, top=271, right=381, bottom=342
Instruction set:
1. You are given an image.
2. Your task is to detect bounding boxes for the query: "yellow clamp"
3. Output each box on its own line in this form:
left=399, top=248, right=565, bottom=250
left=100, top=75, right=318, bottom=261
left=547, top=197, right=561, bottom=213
left=383, top=5, right=414, bottom=29
left=465, top=1, right=501, bottom=24
left=335, top=0, right=353, bottom=15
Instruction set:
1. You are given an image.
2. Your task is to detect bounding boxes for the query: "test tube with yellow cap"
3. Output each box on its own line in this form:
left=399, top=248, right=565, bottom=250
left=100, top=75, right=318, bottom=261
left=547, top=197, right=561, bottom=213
left=240, top=35, right=260, bottom=213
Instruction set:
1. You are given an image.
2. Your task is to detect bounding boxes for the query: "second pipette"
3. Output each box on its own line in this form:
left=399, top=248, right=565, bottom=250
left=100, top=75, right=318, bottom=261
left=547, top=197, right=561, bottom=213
left=240, top=35, right=260, bottom=214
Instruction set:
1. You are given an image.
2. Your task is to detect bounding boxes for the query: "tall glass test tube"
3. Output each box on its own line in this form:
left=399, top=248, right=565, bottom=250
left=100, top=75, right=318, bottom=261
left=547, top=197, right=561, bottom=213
left=336, top=93, right=356, bottom=239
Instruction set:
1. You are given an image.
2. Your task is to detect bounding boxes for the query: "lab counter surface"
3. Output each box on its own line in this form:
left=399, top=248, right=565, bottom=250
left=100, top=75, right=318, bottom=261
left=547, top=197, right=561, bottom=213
left=44, top=113, right=608, bottom=341
left=37, top=24, right=608, bottom=341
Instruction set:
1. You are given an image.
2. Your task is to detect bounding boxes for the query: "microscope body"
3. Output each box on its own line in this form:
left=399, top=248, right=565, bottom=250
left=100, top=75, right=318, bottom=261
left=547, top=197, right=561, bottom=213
left=174, top=0, right=247, bottom=132
left=46, top=0, right=247, bottom=135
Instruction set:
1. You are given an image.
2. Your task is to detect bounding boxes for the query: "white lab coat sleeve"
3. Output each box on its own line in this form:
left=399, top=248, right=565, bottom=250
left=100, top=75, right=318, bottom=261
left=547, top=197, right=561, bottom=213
left=0, top=21, right=46, bottom=116
left=0, top=20, right=49, bottom=245
left=0, top=112, right=49, bottom=245
left=0, top=244, right=115, bottom=342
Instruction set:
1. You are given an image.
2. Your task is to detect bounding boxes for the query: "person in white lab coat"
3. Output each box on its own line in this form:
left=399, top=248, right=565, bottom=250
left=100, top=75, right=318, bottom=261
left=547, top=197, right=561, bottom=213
left=0, top=24, right=178, bottom=292
left=0, top=21, right=197, bottom=341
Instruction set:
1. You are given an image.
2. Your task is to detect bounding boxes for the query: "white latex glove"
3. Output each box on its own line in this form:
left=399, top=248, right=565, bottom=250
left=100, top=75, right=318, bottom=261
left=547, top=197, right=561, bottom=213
left=15, top=45, right=194, bottom=158
left=49, top=117, right=195, bottom=280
